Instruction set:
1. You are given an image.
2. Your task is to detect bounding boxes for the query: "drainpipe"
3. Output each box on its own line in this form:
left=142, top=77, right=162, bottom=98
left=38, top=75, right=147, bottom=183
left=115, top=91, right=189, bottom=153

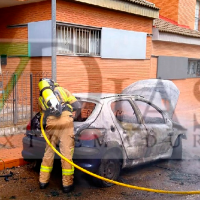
left=52, top=0, right=57, bottom=81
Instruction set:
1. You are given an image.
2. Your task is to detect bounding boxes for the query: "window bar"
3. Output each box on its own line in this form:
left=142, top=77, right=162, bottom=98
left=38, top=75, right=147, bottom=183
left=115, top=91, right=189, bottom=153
left=97, top=31, right=99, bottom=55
left=93, top=30, right=95, bottom=56
left=69, top=26, right=71, bottom=54
left=67, top=26, right=69, bottom=53
left=76, top=28, right=78, bottom=54
left=73, top=28, right=76, bottom=55
left=81, top=28, right=83, bottom=53
left=89, top=30, right=91, bottom=55
left=86, top=30, right=88, bottom=54
left=61, top=26, right=63, bottom=53
left=90, top=30, right=92, bottom=55
left=74, top=28, right=76, bottom=54
left=58, top=26, right=60, bottom=53
left=92, top=30, right=94, bottom=55
left=69, top=27, right=71, bottom=54
left=62, top=26, right=65, bottom=53
left=59, top=26, right=61, bottom=53
left=94, top=31, right=97, bottom=56
left=84, top=29, right=86, bottom=54
left=64, top=26, right=66, bottom=53
left=68, top=26, right=70, bottom=54
left=98, top=31, right=100, bottom=55
left=83, top=29, right=85, bottom=53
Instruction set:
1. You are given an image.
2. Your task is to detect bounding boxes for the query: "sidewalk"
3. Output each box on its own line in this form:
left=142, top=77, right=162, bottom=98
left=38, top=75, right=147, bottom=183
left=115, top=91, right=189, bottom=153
left=0, top=133, right=28, bottom=170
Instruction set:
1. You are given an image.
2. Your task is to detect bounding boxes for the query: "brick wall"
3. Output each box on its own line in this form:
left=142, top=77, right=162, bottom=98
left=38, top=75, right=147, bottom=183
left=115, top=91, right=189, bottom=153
left=178, top=0, right=196, bottom=29
left=57, top=56, right=151, bottom=93
left=151, top=41, right=200, bottom=127
left=0, top=1, right=51, bottom=40
left=148, top=0, right=179, bottom=23
left=152, top=41, right=200, bottom=58
left=150, top=0, right=196, bottom=29
left=57, top=0, right=153, bottom=33
left=56, top=0, right=153, bottom=93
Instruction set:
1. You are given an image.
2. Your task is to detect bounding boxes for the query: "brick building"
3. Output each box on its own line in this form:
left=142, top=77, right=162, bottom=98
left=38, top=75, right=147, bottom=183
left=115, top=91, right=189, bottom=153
left=148, top=0, right=200, bottom=128
left=0, top=0, right=200, bottom=130
left=0, top=0, right=159, bottom=112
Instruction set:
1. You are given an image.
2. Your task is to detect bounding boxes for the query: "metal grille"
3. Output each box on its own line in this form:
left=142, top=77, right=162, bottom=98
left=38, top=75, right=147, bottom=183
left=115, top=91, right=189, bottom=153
left=188, top=60, right=200, bottom=77
left=57, top=25, right=101, bottom=56
left=0, top=72, right=50, bottom=127
left=0, top=72, right=31, bottom=127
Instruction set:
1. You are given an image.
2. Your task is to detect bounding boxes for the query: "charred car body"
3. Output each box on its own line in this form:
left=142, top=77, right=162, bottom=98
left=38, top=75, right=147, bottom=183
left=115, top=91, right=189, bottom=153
left=22, top=80, right=187, bottom=187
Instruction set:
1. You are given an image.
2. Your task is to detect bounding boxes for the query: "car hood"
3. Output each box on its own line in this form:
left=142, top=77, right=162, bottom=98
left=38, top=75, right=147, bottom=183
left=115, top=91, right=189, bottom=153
left=122, top=79, right=180, bottom=118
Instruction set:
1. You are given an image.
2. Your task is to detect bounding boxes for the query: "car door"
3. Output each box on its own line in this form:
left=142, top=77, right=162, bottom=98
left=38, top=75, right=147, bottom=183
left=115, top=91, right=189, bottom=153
left=134, top=100, right=172, bottom=157
left=109, top=98, right=149, bottom=160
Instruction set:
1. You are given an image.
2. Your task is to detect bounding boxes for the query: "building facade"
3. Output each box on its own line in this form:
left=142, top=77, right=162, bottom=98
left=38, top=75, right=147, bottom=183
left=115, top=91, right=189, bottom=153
left=148, top=0, right=200, bottom=128
left=0, top=0, right=200, bottom=131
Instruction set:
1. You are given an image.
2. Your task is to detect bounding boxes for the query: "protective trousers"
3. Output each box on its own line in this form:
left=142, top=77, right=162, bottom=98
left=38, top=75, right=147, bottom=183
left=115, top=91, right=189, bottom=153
left=39, top=111, right=75, bottom=186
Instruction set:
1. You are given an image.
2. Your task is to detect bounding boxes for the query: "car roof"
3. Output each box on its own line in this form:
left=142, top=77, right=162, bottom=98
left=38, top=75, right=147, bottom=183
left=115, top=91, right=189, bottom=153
left=73, top=93, right=144, bottom=101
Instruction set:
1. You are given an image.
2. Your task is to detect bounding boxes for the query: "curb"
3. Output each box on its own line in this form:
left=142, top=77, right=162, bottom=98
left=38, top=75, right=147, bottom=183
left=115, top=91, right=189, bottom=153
left=0, top=158, right=28, bottom=171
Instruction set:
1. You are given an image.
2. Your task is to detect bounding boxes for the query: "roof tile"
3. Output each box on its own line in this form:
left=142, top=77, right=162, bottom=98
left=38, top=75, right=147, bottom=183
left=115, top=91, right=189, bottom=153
left=121, top=0, right=159, bottom=10
left=154, top=18, right=200, bottom=38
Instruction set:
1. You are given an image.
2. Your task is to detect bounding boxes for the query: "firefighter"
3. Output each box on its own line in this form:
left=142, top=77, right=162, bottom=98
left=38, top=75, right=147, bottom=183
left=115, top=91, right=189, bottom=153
left=38, top=78, right=81, bottom=193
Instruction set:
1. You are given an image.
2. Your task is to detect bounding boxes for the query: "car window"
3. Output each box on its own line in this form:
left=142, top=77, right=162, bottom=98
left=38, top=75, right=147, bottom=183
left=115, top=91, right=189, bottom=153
left=111, top=100, right=138, bottom=124
left=135, top=100, right=165, bottom=124
left=73, top=101, right=96, bottom=122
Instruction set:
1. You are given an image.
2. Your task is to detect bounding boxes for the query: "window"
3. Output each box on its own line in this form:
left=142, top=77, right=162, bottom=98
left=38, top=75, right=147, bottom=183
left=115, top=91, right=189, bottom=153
left=111, top=100, right=138, bottom=124
left=188, top=60, right=200, bottom=78
left=195, top=1, right=200, bottom=31
left=73, top=101, right=96, bottom=122
left=135, top=101, right=165, bottom=124
left=57, top=24, right=101, bottom=56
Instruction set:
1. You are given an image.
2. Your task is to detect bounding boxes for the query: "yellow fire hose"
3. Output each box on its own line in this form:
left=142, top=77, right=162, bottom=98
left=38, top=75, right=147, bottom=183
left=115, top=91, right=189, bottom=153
left=40, top=113, right=200, bottom=195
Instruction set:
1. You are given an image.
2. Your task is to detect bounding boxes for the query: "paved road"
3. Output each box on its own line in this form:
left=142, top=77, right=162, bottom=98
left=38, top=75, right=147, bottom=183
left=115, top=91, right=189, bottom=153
left=1, top=159, right=200, bottom=200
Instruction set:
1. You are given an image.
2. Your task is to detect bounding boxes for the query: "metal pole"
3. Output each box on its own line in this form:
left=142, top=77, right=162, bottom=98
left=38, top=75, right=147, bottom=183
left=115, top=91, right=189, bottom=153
left=52, top=0, right=57, bottom=81
left=30, top=73, right=33, bottom=121
left=13, top=74, right=17, bottom=125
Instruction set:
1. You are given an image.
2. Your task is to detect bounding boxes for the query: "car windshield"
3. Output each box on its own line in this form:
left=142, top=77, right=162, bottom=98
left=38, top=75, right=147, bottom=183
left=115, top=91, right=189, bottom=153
left=73, top=101, right=96, bottom=122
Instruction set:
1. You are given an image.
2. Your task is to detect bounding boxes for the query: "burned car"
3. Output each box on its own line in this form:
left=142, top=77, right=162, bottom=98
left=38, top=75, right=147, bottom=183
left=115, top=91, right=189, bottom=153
left=22, top=79, right=187, bottom=187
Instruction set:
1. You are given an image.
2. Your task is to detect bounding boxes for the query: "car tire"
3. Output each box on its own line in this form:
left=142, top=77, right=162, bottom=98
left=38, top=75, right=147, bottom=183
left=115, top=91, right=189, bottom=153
left=93, top=151, right=121, bottom=187
left=171, top=135, right=182, bottom=160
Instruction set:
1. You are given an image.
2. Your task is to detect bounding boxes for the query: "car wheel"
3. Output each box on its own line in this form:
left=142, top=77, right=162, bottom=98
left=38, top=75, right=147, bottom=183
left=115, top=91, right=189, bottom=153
left=171, top=135, right=182, bottom=160
left=94, top=151, right=121, bottom=187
